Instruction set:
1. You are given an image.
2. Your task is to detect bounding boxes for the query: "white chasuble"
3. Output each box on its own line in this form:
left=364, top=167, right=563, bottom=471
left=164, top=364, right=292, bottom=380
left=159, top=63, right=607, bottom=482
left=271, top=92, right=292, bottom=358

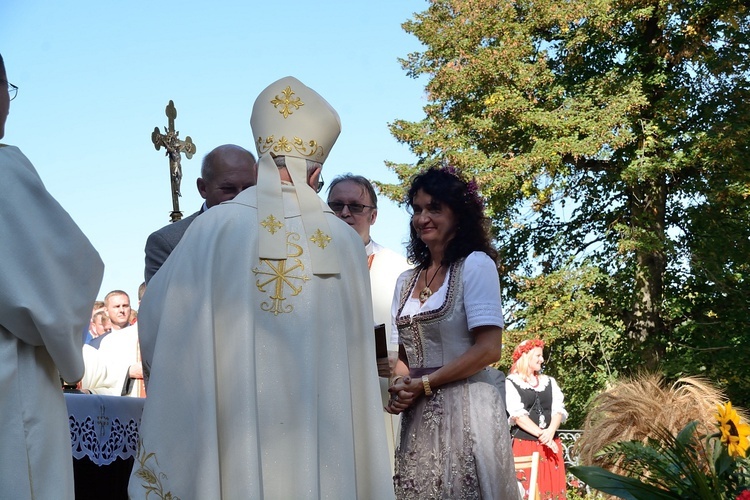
left=0, top=145, right=104, bottom=500
left=130, top=185, right=394, bottom=499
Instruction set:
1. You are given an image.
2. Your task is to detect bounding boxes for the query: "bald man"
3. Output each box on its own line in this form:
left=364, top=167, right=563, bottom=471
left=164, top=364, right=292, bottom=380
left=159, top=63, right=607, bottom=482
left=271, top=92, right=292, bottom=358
left=144, top=144, right=256, bottom=283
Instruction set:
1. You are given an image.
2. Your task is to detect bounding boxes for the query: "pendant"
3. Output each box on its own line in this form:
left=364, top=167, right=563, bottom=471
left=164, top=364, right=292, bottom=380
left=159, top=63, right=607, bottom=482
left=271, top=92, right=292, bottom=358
left=539, top=414, right=547, bottom=429
left=419, top=287, right=433, bottom=303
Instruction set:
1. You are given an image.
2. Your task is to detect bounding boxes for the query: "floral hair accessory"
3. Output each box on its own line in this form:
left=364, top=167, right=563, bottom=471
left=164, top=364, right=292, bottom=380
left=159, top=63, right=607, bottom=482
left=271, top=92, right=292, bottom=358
left=438, top=164, right=484, bottom=209
left=512, top=339, right=545, bottom=364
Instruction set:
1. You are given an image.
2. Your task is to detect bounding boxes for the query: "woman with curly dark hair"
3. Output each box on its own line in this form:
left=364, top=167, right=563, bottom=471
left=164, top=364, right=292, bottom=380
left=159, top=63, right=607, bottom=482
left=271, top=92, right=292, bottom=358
left=386, top=167, right=519, bottom=499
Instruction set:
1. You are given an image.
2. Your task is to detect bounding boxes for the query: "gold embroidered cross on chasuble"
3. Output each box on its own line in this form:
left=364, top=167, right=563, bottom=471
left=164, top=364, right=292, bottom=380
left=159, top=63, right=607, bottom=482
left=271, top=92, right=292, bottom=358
left=253, top=232, right=310, bottom=315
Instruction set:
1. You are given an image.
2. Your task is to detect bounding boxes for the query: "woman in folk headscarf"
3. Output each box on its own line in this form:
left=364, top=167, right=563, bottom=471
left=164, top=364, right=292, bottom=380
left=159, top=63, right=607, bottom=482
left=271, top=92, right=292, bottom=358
left=505, top=339, right=568, bottom=500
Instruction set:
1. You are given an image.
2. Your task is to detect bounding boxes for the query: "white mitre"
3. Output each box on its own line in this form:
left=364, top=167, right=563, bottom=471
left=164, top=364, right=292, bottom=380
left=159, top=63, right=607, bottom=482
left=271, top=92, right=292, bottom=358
left=251, top=76, right=341, bottom=274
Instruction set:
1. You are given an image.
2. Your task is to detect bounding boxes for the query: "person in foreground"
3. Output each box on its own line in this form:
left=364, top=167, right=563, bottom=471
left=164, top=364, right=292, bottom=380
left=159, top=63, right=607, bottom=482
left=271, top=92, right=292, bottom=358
left=386, top=167, right=520, bottom=499
left=0, top=53, right=104, bottom=499
left=506, top=339, right=568, bottom=500
left=129, top=76, right=394, bottom=499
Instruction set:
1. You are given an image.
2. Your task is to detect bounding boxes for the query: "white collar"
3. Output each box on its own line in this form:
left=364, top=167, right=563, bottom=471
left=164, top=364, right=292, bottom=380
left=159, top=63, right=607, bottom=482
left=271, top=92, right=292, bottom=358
left=365, top=238, right=384, bottom=257
left=508, top=372, right=549, bottom=390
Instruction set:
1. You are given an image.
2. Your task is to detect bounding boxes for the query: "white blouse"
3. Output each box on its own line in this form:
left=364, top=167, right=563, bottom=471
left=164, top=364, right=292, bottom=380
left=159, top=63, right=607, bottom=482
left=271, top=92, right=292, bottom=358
left=505, top=373, right=568, bottom=425
left=390, top=251, right=504, bottom=344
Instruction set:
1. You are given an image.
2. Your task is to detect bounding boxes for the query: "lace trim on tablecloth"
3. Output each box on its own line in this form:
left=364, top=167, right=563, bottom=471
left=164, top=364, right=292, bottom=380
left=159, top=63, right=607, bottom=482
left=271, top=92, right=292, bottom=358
left=68, top=401, right=141, bottom=465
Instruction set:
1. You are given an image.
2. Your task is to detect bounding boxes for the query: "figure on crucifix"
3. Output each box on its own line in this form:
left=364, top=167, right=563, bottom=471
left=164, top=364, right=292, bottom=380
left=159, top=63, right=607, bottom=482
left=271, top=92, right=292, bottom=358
left=151, top=100, right=196, bottom=222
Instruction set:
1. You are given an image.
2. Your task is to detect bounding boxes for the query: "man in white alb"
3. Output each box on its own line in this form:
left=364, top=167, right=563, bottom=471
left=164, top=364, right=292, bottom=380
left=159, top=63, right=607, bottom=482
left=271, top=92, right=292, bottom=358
left=0, top=52, right=104, bottom=500
left=327, top=174, right=410, bottom=470
left=96, top=290, right=143, bottom=396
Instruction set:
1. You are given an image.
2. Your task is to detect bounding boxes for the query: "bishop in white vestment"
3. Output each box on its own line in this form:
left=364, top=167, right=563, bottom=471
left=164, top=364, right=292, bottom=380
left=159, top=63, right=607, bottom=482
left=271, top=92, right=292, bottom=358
left=129, top=77, right=394, bottom=499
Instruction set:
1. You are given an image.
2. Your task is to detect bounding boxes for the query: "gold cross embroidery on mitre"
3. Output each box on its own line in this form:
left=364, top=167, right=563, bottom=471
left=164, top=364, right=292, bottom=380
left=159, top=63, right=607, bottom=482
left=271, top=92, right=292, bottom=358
left=253, top=232, right=310, bottom=315
left=270, top=86, right=304, bottom=119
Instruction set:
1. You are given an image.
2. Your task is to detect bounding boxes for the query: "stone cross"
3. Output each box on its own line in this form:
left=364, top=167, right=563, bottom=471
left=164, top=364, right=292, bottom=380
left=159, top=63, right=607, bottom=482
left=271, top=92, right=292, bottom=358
left=151, top=100, right=196, bottom=222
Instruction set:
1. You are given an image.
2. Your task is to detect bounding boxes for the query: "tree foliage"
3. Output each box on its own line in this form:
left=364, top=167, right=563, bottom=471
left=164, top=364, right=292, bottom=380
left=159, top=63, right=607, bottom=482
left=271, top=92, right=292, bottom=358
left=381, top=0, right=750, bottom=422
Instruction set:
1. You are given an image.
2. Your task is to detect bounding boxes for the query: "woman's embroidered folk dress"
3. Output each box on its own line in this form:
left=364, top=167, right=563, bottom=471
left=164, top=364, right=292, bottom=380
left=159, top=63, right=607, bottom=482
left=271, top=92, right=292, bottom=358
left=391, top=252, right=519, bottom=499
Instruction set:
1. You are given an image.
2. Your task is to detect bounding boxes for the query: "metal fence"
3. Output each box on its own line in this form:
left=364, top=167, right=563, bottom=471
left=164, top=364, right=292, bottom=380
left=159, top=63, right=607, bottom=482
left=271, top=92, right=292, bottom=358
left=558, top=430, right=590, bottom=495
left=559, top=429, right=583, bottom=468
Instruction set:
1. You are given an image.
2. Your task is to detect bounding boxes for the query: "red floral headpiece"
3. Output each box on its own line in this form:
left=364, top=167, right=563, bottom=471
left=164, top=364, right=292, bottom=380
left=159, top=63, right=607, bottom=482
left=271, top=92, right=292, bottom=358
left=511, top=339, right=545, bottom=364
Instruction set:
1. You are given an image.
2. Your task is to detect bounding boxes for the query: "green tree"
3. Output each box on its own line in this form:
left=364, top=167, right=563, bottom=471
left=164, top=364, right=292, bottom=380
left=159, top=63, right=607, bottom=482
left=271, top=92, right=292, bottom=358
left=381, top=0, right=750, bottom=420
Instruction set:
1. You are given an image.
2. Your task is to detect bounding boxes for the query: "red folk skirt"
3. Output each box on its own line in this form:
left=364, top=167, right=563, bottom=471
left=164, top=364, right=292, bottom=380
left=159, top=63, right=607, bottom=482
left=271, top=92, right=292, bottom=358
left=512, top=437, right=567, bottom=500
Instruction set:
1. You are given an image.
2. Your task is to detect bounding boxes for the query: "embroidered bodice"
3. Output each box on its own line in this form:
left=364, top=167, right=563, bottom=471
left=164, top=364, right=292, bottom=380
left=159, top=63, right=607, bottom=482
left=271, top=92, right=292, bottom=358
left=395, top=258, right=473, bottom=369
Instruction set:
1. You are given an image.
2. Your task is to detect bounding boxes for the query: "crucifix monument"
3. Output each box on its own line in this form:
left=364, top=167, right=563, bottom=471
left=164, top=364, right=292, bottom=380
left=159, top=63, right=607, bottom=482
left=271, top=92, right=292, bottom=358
left=151, top=100, right=197, bottom=222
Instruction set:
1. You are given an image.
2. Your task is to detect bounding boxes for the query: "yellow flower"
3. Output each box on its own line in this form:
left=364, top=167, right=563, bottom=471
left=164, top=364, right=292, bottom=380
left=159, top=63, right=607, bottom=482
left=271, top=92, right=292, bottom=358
left=716, top=401, right=750, bottom=458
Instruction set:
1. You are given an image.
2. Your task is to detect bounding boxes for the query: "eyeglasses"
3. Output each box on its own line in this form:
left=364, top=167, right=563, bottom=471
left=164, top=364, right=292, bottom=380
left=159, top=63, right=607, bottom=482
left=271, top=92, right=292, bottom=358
left=328, top=201, right=376, bottom=214
left=4, top=81, right=18, bottom=101
left=316, top=174, right=324, bottom=194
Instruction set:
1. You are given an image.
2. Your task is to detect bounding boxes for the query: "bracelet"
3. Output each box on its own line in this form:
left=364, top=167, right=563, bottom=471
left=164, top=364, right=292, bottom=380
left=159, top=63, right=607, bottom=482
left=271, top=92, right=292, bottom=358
left=422, top=375, right=433, bottom=396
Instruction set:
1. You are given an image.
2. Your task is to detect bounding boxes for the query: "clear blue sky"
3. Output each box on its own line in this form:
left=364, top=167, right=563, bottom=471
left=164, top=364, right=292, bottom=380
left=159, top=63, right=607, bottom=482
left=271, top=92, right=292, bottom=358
left=1, top=0, right=428, bottom=302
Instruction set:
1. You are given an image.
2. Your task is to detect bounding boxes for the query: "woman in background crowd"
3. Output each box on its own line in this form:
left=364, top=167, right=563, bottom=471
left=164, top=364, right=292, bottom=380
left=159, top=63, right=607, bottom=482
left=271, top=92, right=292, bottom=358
left=506, top=339, right=568, bottom=499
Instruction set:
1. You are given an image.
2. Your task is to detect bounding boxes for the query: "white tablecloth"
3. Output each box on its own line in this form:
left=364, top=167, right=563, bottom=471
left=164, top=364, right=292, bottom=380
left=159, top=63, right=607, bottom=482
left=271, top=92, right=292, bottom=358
left=66, top=393, right=144, bottom=466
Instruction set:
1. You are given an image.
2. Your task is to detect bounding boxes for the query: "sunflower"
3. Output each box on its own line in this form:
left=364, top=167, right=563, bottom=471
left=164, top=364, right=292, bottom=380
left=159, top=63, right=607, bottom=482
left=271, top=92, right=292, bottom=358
left=716, top=401, right=750, bottom=458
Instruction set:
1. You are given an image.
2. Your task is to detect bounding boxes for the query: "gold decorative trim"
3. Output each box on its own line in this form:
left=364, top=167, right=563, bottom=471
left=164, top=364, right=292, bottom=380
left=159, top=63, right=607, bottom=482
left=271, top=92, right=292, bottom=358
left=133, top=439, right=181, bottom=499
left=309, top=229, right=332, bottom=249
left=253, top=232, right=310, bottom=315
left=270, top=85, right=304, bottom=118
left=256, top=135, right=324, bottom=160
left=260, top=214, right=283, bottom=234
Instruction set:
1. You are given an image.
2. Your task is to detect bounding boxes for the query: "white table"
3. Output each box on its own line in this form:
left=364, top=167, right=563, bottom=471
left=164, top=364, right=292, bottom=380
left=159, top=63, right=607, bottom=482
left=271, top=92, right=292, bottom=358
left=65, top=393, right=145, bottom=499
